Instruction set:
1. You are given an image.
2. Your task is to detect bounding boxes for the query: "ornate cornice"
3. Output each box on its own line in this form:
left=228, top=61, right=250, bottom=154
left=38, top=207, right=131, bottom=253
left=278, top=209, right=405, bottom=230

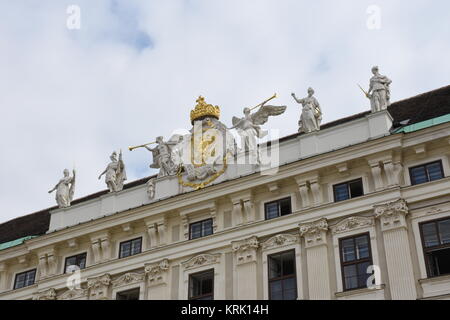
left=145, top=259, right=170, bottom=286
left=33, top=288, right=56, bottom=300
left=112, top=272, right=145, bottom=288
left=331, top=216, right=374, bottom=235
left=261, top=234, right=300, bottom=251
left=182, top=253, right=221, bottom=270
left=299, top=218, right=328, bottom=248
left=374, top=198, right=409, bottom=231
left=232, top=236, right=259, bottom=265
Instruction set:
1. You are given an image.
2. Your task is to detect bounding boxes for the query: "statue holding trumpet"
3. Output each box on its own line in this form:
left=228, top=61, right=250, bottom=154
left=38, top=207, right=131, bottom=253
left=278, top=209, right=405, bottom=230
left=129, top=135, right=183, bottom=178
left=231, top=93, right=286, bottom=162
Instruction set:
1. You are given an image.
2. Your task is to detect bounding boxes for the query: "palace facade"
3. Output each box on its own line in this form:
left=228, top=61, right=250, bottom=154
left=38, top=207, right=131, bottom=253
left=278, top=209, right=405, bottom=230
left=1, top=85, right=450, bottom=300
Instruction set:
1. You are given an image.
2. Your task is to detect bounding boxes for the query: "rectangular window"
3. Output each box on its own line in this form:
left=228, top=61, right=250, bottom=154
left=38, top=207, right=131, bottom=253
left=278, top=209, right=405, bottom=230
left=189, top=269, right=214, bottom=300
left=420, top=217, right=450, bottom=278
left=265, top=197, right=292, bottom=220
left=339, top=233, right=373, bottom=291
left=268, top=250, right=297, bottom=300
left=410, top=161, right=444, bottom=185
left=116, top=288, right=140, bottom=300
left=14, top=269, right=36, bottom=290
left=333, top=179, right=364, bottom=202
left=64, top=253, right=87, bottom=273
left=119, top=237, right=142, bottom=259
left=189, top=219, right=213, bottom=240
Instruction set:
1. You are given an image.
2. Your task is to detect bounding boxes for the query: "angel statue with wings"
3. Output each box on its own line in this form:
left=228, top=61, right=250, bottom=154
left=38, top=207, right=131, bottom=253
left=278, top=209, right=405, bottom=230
left=145, top=135, right=183, bottom=178
left=232, top=94, right=286, bottom=163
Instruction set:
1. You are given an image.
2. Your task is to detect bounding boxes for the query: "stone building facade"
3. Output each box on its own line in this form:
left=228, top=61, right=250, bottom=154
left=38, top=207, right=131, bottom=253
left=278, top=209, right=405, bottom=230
left=0, top=85, right=449, bottom=300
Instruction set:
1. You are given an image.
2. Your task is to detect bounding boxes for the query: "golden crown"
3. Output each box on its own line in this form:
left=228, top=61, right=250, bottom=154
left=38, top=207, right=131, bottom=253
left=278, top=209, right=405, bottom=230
left=190, top=96, right=221, bottom=124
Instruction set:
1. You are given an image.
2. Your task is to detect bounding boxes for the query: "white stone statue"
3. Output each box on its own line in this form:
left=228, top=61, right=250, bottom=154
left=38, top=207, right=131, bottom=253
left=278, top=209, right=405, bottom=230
left=366, top=66, right=392, bottom=112
left=146, top=179, right=155, bottom=199
left=145, top=136, right=182, bottom=178
left=291, top=87, right=322, bottom=133
left=48, top=169, right=76, bottom=208
left=232, top=102, right=286, bottom=162
left=98, top=150, right=127, bottom=192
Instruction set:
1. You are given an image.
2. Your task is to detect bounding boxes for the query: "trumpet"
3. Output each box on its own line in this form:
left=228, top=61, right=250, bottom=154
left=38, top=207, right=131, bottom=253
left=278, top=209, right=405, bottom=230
left=249, top=93, right=277, bottom=111
left=128, top=141, right=156, bottom=151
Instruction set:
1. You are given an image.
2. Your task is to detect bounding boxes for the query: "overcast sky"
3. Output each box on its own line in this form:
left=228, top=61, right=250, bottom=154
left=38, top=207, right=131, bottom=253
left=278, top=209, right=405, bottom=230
left=0, top=0, right=449, bottom=224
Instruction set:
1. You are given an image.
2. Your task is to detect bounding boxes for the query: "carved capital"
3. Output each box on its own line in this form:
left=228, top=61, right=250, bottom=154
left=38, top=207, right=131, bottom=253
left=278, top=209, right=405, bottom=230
left=58, top=287, right=88, bottom=300
left=33, top=288, right=56, bottom=300
left=261, top=234, right=300, bottom=251
left=299, top=218, right=328, bottom=248
left=145, top=259, right=169, bottom=287
left=375, top=198, right=409, bottom=231
left=232, top=236, right=259, bottom=265
left=87, top=273, right=111, bottom=300
left=331, top=216, right=375, bottom=235
left=182, top=253, right=221, bottom=270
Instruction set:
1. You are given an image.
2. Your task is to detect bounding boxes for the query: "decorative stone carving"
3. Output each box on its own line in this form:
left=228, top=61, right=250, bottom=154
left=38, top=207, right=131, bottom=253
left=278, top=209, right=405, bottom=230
left=299, top=218, right=328, bottom=248
left=232, top=96, right=286, bottom=163
left=112, top=272, right=144, bottom=288
left=98, top=150, right=127, bottom=192
left=48, top=169, right=75, bottom=208
left=145, top=136, right=182, bottom=178
left=146, top=218, right=167, bottom=247
left=87, top=273, right=111, bottom=300
left=182, top=253, right=221, bottom=270
left=146, top=178, right=155, bottom=199
left=58, top=287, right=88, bottom=300
left=90, top=233, right=111, bottom=263
left=261, top=234, right=300, bottom=251
left=365, top=66, right=392, bottom=112
left=232, top=236, right=259, bottom=265
left=38, top=247, right=57, bottom=279
left=145, top=259, right=169, bottom=287
left=331, top=216, right=375, bottom=234
left=292, top=87, right=322, bottom=133
left=374, top=198, right=409, bottom=231
left=33, top=288, right=56, bottom=300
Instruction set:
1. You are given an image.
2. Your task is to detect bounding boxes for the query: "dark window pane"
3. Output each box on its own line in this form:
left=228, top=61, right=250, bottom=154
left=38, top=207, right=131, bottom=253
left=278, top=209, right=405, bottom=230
left=411, top=166, right=428, bottom=185
left=190, top=223, right=202, bottom=239
left=269, top=255, right=282, bottom=279
left=343, top=265, right=358, bottom=290
left=357, top=261, right=371, bottom=288
left=119, top=238, right=142, bottom=258
left=131, top=238, right=142, bottom=255
left=116, top=288, right=140, bottom=300
left=65, top=253, right=87, bottom=273
left=120, top=242, right=131, bottom=258
left=439, top=220, right=450, bottom=245
left=279, top=199, right=292, bottom=216
left=202, top=220, right=213, bottom=236
left=427, top=162, right=444, bottom=182
left=341, top=238, right=356, bottom=262
left=349, top=180, right=364, bottom=198
left=202, top=278, right=213, bottom=295
left=269, top=281, right=282, bottom=300
left=14, top=270, right=36, bottom=289
left=282, top=252, right=295, bottom=276
left=422, top=223, right=439, bottom=248
left=426, top=247, right=450, bottom=277
left=355, top=236, right=370, bottom=260
left=334, top=184, right=349, bottom=202
left=189, top=270, right=214, bottom=300
left=265, top=202, right=279, bottom=220
left=14, top=273, right=25, bottom=289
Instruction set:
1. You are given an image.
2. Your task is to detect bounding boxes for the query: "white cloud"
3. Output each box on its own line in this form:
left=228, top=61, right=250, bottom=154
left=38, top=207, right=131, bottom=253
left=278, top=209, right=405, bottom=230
left=0, top=0, right=449, bottom=223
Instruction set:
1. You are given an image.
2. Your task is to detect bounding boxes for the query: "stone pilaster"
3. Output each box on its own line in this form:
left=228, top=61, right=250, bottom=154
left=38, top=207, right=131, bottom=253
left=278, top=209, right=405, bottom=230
left=37, top=247, right=57, bottom=279
left=87, top=273, right=111, bottom=300
left=90, top=233, right=111, bottom=264
left=299, top=218, right=331, bottom=300
left=375, top=199, right=417, bottom=300
left=0, top=263, right=7, bottom=292
left=368, top=160, right=384, bottom=191
left=232, top=236, right=259, bottom=300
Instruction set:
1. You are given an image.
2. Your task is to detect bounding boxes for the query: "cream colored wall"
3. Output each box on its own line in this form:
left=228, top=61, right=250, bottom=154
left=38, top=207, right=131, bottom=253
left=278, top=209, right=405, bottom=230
left=0, top=123, right=450, bottom=300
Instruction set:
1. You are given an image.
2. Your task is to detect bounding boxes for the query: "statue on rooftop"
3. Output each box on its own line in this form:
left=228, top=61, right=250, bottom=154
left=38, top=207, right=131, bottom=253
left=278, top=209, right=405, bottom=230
left=232, top=94, right=286, bottom=163
left=291, top=87, right=322, bottom=133
left=366, top=66, right=392, bottom=112
left=145, top=135, right=183, bottom=178
left=98, top=150, right=127, bottom=192
left=146, top=178, right=155, bottom=199
left=48, top=169, right=76, bottom=208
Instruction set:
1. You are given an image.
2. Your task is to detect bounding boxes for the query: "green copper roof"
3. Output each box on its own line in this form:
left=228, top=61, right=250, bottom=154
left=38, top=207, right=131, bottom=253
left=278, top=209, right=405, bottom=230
left=0, top=236, right=37, bottom=251
left=395, top=114, right=450, bottom=133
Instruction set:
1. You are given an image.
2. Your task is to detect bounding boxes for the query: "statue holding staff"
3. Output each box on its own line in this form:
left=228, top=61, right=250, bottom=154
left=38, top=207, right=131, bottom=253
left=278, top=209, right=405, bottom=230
left=98, top=150, right=127, bottom=192
left=48, top=169, right=76, bottom=208
left=291, top=87, right=322, bottom=133
left=364, top=66, right=392, bottom=112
